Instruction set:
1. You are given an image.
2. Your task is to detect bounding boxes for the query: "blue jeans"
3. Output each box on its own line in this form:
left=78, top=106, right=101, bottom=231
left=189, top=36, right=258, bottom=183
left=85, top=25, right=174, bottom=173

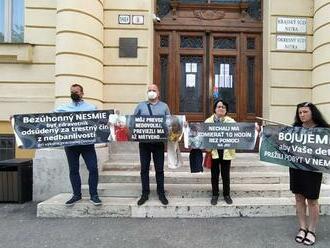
left=139, top=142, right=165, bottom=195
left=64, top=144, right=98, bottom=197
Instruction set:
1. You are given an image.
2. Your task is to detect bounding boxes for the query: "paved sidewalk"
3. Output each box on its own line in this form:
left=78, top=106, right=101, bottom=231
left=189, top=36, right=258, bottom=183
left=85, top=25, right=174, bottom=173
left=0, top=202, right=329, bottom=248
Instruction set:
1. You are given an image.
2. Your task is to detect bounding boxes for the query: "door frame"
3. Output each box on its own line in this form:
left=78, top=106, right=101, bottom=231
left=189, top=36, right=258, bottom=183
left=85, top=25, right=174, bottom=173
left=154, top=1, right=263, bottom=122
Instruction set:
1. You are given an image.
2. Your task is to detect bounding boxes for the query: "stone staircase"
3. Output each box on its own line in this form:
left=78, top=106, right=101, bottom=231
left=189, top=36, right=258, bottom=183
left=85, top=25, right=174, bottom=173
left=37, top=142, right=330, bottom=218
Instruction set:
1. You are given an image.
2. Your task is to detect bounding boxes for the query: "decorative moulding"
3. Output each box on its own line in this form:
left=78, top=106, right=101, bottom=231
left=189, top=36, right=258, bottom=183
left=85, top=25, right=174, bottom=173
left=193, top=10, right=225, bottom=20
left=0, top=43, right=33, bottom=63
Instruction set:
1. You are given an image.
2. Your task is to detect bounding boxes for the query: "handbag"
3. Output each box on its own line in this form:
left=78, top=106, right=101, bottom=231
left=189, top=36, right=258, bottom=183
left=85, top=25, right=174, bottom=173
left=203, top=152, right=212, bottom=169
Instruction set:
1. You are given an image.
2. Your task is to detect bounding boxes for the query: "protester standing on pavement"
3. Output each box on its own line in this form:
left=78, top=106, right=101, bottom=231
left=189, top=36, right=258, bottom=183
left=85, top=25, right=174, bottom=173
left=205, top=100, right=236, bottom=205
left=290, top=102, right=329, bottom=245
left=55, top=84, right=102, bottom=206
left=133, top=84, right=170, bottom=206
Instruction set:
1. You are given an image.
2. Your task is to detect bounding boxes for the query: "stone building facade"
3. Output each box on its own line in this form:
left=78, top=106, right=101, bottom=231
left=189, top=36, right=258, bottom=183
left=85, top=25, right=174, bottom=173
left=0, top=0, right=330, bottom=159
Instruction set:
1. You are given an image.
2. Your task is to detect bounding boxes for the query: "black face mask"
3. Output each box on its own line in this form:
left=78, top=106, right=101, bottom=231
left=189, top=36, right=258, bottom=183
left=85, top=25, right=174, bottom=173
left=71, top=93, right=81, bottom=102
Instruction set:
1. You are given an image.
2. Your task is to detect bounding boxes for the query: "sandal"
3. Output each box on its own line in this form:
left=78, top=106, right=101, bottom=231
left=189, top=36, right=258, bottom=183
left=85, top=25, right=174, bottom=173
left=303, top=230, right=316, bottom=246
left=295, top=228, right=307, bottom=243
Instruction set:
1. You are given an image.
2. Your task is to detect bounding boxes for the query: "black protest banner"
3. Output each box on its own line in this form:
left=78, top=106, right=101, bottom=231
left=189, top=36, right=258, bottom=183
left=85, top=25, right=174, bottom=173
left=107, top=115, right=185, bottom=142
left=13, top=110, right=114, bottom=148
left=185, top=122, right=257, bottom=149
left=260, top=126, right=330, bottom=173
left=130, top=115, right=167, bottom=141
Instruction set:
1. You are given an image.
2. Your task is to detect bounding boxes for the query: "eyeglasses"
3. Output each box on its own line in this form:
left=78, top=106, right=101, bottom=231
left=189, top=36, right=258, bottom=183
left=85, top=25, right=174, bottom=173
left=216, top=105, right=226, bottom=109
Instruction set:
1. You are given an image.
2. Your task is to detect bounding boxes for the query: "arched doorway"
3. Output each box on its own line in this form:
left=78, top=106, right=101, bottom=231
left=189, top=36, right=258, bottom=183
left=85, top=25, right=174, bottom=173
left=154, top=0, right=262, bottom=122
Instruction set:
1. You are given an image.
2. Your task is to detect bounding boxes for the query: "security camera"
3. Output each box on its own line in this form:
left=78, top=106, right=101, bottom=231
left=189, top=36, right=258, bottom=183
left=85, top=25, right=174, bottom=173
left=152, top=14, right=161, bottom=23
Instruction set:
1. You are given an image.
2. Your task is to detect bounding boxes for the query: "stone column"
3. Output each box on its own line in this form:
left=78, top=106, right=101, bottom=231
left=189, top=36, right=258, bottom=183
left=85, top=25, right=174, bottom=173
left=33, top=1, right=106, bottom=201
left=55, top=0, right=104, bottom=109
left=312, top=0, right=330, bottom=118
left=313, top=0, right=330, bottom=185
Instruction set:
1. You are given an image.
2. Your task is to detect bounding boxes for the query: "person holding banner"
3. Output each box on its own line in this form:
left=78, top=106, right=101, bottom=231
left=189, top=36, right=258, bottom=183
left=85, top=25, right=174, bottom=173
left=55, top=84, right=102, bottom=206
left=134, top=84, right=170, bottom=206
left=205, top=100, right=235, bottom=205
left=290, top=102, right=329, bottom=245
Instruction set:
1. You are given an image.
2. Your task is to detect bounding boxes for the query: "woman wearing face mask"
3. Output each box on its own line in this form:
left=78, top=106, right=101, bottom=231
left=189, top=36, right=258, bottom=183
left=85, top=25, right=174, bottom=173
left=291, top=102, right=329, bottom=245
left=205, top=100, right=235, bottom=205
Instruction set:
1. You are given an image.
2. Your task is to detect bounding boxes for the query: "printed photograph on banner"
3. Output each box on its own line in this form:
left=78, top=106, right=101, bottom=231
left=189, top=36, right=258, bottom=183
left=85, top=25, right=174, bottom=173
left=12, top=110, right=114, bottom=149
left=259, top=126, right=330, bottom=173
left=108, top=111, right=130, bottom=142
left=184, top=122, right=257, bottom=150
left=166, top=115, right=186, bottom=143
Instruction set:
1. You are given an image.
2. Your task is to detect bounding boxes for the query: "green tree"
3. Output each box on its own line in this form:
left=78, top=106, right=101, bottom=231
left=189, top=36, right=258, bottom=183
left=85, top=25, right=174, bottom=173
left=11, top=24, right=24, bottom=43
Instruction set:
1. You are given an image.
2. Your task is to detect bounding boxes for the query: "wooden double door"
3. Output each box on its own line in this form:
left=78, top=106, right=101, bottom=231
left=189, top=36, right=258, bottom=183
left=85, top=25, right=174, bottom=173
left=154, top=31, right=262, bottom=123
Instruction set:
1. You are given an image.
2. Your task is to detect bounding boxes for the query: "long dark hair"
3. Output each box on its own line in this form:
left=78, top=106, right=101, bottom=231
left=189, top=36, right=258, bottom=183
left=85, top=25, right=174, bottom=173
left=293, top=102, right=329, bottom=127
left=213, top=100, right=229, bottom=115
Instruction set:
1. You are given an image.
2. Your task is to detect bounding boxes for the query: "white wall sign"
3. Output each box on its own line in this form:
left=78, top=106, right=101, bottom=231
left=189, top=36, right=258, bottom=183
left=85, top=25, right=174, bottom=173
left=276, top=35, right=306, bottom=51
left=118, top=15, right=130, bottom=24
left=277, top=17, right=307, bottom=33
left=132, top=15, right=144, bottom=25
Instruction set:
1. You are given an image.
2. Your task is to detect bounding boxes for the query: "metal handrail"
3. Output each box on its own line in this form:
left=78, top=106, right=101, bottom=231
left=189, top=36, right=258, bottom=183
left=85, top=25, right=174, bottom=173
left=256, top=117, right=292, bottom=127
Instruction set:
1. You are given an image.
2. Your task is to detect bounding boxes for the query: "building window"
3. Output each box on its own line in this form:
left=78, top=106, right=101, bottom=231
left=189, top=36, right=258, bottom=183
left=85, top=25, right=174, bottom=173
left=214, top=37, right=236, bottom=49
left=180, top=36, right=203, bottom=48
left=160, top=35, right=169, bottom=48
left=0, top=0, right=24, bottom=43
left=0, top=135, right=15, bottom=161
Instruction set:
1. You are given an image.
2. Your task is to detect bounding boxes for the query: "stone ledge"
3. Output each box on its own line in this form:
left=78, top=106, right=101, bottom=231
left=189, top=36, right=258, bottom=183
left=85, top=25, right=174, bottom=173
left=99, top=170, right=289, bottom=184
left=37, top=194, right=330, bottom=218
left=0, top=43, right=33, bottom=63
left=81, top=183, right=330, bottom=198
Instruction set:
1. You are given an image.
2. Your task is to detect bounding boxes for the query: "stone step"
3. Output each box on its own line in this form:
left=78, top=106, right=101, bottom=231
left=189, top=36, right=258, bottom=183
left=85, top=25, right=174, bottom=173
left=109, top=143, right=264, bottom=157
left=104, top=152, right=287, bottom=172
left=105, top=159, right=273, bottom=167
left=108, top=142, right=138, bottom=153
left=37, top=193, right=330, bottom=218
left=81, top=183, right=330, bottom=198
left=99, top=171, right=290, bottom=184
left=103, top=161, right=288, bottom=172
left=108, top=152, right=261, bottom=163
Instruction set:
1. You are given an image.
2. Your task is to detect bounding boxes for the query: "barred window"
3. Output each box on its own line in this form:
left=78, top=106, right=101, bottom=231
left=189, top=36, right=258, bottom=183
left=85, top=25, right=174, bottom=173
left=180, top=36, right=203, bottom=48
left=0, top=135, right=15, bottom=161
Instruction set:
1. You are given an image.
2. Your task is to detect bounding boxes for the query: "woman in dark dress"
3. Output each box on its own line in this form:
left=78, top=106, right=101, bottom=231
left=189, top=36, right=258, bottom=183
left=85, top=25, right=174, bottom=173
left=291, top=102, right=329, bottom=245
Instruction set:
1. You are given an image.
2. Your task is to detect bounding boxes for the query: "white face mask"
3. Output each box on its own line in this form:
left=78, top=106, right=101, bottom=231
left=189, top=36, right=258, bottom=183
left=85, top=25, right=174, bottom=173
left=147, top=91, right=157, bottom=100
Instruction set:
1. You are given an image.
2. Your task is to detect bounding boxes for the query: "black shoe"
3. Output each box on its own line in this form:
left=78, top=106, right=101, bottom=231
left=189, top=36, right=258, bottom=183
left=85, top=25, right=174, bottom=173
left=211, top=195, right=218, bottom=205
left=224, top=195, right=233, bottom=205
left=159, top=195, right=168, bottom=205
left=137, top=194, right=149, bottom=206
left=65, top=195, right=82, bottom=206
left=90, top=195, right=102, bottom=206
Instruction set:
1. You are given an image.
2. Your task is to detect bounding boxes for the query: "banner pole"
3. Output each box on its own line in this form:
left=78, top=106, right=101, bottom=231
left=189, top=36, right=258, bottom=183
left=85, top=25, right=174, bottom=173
left=256, top=117, right=292, bottom=127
